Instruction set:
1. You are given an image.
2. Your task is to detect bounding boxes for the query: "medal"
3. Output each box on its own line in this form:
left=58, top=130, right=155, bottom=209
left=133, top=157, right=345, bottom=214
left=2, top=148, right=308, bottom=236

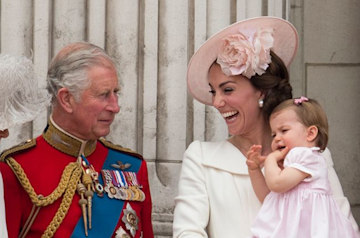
left=124, top=171, right=146, bottom=202
left=109, top=186, right=117, bottom=195
left=119, top=171, right=134, bottom=201
left=114, top=171, right=128, bottom=200
left=121, top=203, right=139, bottom=237
left=101, top=169, right=145, bottom=201
left=115, top=226, right=131, bottom=238
left=102, top=170, right=117, bottom=199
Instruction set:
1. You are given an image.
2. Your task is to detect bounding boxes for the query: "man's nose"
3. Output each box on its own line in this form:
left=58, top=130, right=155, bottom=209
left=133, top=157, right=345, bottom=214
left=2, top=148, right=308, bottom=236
left=107, top=93, right=120, bottom=113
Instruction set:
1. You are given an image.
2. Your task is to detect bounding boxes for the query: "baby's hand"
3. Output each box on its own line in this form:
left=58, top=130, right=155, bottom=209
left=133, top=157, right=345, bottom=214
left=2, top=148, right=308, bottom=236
left=268, top=147, right=290, bottom=162
left=246, top=145, right=266, bottom=170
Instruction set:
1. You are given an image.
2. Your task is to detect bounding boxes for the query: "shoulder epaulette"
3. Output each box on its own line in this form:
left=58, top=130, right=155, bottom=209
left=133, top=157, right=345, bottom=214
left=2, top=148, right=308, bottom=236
left=98, top=138, right=143, bottom=160
left=0, top=139, right=36, bottom=162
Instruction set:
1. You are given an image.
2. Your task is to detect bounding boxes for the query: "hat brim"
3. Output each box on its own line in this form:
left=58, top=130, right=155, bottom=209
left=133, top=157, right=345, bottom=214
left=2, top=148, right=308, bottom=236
left=187, top=16, right=298, bottom=105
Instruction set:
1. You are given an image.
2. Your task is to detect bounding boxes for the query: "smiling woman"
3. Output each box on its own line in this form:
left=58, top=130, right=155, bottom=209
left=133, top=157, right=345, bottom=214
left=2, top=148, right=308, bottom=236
left=173, top=16, right=359, bottom=238
left=208, top=63, right=263, bottom=136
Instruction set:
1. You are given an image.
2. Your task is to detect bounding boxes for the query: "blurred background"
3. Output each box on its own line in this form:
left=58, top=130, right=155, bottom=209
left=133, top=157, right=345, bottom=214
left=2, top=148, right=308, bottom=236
left=0, top=0, right=359, bottom=237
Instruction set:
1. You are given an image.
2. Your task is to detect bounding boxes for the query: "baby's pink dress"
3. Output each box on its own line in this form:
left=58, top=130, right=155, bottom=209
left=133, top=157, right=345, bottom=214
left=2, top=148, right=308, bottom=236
left=251, top=147, right=359, bottom=238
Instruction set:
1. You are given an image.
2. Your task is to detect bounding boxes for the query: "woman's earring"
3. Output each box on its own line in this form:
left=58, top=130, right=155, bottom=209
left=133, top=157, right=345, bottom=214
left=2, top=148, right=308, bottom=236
left=258, top=99, right=264, bottom=108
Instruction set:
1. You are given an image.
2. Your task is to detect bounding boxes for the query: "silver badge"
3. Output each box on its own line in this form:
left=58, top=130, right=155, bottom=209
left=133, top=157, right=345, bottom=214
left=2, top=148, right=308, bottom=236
left=121, top=203, right=139, bottom=237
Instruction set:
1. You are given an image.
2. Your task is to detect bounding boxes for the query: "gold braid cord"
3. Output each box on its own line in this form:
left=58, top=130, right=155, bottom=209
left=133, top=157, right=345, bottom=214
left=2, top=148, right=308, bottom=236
left=42, top=166, right=82, bottom=238
left=6, top=157, right=82, bottom=237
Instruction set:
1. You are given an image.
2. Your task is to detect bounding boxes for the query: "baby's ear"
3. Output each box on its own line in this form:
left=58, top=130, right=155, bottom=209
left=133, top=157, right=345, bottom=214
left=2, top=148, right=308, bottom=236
left=306, top=125, right=318, bottom=142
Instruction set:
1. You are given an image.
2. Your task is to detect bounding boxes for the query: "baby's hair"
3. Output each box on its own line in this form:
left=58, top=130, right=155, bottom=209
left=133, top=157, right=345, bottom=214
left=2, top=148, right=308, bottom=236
left=271, top=97, right=329, bottom=150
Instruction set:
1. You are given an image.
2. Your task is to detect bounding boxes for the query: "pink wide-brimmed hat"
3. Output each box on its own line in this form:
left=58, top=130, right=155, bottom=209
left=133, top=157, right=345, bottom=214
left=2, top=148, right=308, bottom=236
left=187, top=16, right=298, bottom=105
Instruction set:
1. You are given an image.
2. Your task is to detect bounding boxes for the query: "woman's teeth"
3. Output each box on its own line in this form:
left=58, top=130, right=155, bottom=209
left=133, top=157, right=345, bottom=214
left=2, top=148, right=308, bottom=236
left=222, top=111, right=238, bottom=118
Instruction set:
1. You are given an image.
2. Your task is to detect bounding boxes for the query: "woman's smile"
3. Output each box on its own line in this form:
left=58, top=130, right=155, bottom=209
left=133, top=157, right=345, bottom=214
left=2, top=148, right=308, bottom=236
left=221, top=110, right=239, bottom=123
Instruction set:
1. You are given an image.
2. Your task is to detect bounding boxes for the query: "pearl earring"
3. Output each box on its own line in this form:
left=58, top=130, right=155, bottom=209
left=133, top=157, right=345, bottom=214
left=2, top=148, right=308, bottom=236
left=258, top=99, right=264, bottom=108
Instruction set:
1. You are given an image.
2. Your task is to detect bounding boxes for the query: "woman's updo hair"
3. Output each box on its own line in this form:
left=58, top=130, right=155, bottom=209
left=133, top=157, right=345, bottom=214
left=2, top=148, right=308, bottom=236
left=250, top=50, right=293, bottom=121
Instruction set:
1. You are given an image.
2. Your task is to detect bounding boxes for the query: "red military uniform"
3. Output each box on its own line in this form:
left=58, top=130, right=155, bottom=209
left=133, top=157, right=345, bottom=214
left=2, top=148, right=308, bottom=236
left=0, top=120, right=153, bottom=238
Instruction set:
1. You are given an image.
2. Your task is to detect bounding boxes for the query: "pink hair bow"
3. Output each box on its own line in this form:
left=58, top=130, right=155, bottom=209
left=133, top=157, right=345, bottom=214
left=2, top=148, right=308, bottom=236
left=294, top=96, right=309, bottom=105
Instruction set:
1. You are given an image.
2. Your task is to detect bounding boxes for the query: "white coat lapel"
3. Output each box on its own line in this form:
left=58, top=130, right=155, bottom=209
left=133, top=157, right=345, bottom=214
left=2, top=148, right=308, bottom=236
left=202, top=141, right=249, bottom=175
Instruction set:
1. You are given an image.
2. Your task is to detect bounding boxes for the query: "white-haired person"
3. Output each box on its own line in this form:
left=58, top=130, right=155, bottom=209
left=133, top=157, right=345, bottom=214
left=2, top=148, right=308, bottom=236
left=0, top=54, right=50, bottom=238
left=173, top=16, right=359, bottom=237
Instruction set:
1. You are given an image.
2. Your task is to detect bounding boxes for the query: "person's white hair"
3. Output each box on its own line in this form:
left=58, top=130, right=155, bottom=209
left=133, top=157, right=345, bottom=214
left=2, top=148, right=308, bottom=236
left=0, top=54, right=50, bottom=130
left=47, top=42, right=117, bottom=103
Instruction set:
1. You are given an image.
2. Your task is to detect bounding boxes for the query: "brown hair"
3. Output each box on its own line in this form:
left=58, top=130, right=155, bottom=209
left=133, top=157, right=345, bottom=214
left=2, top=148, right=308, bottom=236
left=250, top=51, right=293, bottom=121
left=271, top=98, right=329, bottom=150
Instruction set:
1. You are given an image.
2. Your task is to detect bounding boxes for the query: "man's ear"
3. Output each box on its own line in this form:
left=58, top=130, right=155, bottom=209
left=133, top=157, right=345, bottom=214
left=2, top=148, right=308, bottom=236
left=56, top=88, right=74, bottom=113
left=307, top=125, right=318, bottom=142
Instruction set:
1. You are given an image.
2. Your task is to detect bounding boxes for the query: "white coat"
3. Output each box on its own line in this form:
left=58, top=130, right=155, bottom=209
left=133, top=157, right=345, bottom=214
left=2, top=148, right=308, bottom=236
left=173, top=140, right=359, bottom=238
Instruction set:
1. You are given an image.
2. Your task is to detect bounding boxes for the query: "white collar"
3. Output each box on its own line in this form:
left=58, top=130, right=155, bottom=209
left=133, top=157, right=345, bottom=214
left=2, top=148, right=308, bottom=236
left=202, top=140, right=249, bottom=175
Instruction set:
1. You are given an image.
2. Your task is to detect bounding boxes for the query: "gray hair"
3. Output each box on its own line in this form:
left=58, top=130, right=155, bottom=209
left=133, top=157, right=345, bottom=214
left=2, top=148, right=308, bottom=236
left=47, top=42, right=117, bottom=103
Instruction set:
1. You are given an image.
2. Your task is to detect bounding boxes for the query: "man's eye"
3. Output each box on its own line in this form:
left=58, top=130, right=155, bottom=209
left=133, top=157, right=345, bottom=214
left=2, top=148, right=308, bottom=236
left=99, top=91, right=110, bottom=98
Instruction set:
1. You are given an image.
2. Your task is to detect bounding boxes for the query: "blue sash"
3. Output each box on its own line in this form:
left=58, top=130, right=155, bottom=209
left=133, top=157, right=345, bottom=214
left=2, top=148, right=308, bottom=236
left=71, top=149, right=141, bottom=237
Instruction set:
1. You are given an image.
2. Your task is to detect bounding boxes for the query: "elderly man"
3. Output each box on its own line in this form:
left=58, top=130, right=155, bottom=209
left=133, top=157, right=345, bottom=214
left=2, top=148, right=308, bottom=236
left=0, top=42, right=153, bottom=238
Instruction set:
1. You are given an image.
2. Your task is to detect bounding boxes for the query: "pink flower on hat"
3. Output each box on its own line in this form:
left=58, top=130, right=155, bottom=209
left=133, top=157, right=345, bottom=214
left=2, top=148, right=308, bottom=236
left=216, top=28, right=274, bottom=78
